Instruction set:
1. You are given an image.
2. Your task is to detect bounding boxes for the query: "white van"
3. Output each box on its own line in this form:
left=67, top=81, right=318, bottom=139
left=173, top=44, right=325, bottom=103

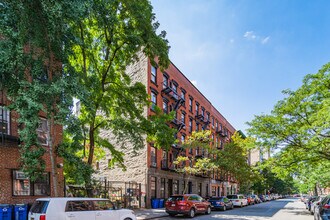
left=28, top=197, right=136, bottom=220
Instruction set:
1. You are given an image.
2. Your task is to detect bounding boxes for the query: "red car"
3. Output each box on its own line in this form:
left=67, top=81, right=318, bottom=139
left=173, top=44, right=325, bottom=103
left=165, top=194, right=211, bottom=218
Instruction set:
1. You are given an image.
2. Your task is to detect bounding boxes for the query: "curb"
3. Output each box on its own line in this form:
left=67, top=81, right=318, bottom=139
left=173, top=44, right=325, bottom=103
left=137, top=214, right=169, bottom=220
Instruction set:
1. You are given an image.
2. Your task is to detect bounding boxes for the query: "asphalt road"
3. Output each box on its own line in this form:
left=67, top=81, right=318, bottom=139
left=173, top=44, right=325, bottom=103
left=160, top=198, right=313, bottom=220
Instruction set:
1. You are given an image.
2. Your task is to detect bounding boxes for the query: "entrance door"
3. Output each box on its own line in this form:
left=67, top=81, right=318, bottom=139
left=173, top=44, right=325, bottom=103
left=188, top=182, right=192, bottom=194
left=217, top=187, right=220, bottom=197
left=168, top=179, right=173, bottom=196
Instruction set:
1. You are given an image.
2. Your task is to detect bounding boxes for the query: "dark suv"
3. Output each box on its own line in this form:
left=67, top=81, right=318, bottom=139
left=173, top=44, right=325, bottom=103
left=165, top=194, right=211, bottom=218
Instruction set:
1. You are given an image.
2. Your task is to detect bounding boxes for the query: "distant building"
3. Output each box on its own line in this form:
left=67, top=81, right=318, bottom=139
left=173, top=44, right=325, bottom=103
left=94, top=53, right=237, bottom=208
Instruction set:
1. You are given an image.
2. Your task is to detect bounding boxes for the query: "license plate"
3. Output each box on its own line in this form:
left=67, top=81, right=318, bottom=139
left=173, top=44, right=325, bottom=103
left=211, top=205, right=214, bottom=208
left=171, top=204, right=175, bottom=207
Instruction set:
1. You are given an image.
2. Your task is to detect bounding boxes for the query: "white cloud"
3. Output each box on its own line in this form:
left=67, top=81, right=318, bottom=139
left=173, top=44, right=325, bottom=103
left=244, top=31, right=257, bottom=40
left=261, top=36, right=270, bottom=44
left=243, top=31, right=270, bottom=44
left=191, top=80, right=198, bottom=86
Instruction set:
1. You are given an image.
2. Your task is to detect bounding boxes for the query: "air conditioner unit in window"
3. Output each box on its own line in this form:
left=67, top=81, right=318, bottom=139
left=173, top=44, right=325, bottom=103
left=151, top=162, right=157, bottom=167
left=15, top=171, right=28, bottom=180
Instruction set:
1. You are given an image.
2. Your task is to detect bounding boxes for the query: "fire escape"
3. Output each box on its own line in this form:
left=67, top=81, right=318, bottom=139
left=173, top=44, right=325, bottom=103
left=195, top=113, right=210, bottom=130
left=162, top=81, right=185, bottom=132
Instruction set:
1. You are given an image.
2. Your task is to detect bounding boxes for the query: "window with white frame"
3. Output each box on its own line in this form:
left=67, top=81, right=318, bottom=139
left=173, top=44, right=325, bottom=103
left=189, top=118, right=193, bottom=132
left=151, top=66, right=157, bottom=83
left=150, top=146, right=157, bottom=167
left=37, top=118, right=48, bottom=146
left=0, top=106, right=10, bottom=135
left=189, top=98, right=193, bottom=112
left=181, top=112, right=185, bottom=124
left=163, top=100, right=168, bottom=113
left=163, top=74, right=168, bottom=88
left=151, top=92, right=157, bottom=111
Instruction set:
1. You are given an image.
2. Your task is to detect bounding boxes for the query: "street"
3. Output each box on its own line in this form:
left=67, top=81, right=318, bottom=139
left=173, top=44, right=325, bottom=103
left=160, top=198, right=313, bottom=220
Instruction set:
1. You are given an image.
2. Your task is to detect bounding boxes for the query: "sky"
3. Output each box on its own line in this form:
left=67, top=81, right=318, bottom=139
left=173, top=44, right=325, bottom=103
left=150, top=0, right=330, bottom=133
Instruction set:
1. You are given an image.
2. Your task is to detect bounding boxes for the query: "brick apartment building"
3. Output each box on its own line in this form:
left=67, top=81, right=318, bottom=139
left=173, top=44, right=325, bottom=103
left=95, top=52, right=237, bottom=208
left=0, top=90, right=64, bottom=204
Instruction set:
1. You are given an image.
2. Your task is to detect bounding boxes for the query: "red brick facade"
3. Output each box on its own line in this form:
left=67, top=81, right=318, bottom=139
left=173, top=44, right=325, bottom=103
left=146, top=59, right=237, bottom=203
left=0, top=94, right=64, bottom=204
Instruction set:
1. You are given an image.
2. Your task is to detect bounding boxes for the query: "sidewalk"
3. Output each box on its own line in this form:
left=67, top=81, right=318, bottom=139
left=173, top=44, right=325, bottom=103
left=134, top=208, right=169, bottom=220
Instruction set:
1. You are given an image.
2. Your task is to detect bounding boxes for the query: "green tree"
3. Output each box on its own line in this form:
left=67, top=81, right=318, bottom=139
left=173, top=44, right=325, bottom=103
left=247, top=63, right=330, bottom=191
left=173, top=130, right=217, bottom=194
left=0, top=0, right=80, bottom=196
left=65, top=0, right=175, bottom=186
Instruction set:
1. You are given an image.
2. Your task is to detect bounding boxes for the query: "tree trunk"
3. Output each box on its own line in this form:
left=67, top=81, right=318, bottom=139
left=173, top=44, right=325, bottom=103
left=47, top=117, right=58, bottom=197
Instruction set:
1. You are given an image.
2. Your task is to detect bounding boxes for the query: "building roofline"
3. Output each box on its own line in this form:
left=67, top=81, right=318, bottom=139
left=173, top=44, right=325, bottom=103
left=169, top=60, right=236, bottom=132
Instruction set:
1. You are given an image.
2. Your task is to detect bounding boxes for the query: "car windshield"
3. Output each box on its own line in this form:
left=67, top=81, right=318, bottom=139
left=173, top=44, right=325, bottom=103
left=167, top=196, right=184, bottom=201
left=227, top=195, right=237, bottom=199
left=208, top=197, right=224, bottom=201
left=30, top=201, right=49, bottom=214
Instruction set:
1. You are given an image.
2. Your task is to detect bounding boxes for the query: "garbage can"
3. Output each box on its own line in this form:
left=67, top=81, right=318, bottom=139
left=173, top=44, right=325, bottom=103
left=0, top=204, right=12, bottom=220
left=14, top=204, right=27, bottom=220
left=159, top=199, right=165, bottom=208
left=151, top=199, right=160, bottom=209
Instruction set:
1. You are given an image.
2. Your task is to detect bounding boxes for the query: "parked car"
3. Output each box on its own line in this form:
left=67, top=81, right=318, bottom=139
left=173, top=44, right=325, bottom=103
left=305, top=196, right=318, bottom=210
left=28, top=197, right=136, bottom=220
left=258, top=195, right=266, bottom=202
left=251, top=195, right=261, bottom=204
left=208, top=196, right=234, bottom=211
left=227, top=194, right=248, bottom=207
left=246, top=195, right=256, bottom=205
left=314, top=195, right=330, bottom=220
left=165, top=194, right=211, bottom=218
left=311, top=196, right=326, bottom=215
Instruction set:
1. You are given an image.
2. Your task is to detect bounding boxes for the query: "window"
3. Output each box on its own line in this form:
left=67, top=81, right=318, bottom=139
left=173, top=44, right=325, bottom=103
left=66, top=200, right=92, bottom=212
left=37, top=118, right=48, bottom=145
left=181, top=90, right=186, bottom=101
left=163, top=74, right=168, bottom=88
left=181, top=134, right=185, bottom=143
left=207, top=112, right=210, bottom=121
left=160, top=178, right=165, bottom=198
left=93, top=200, right=115, bottom=210
left=212, top=186, right=216, bottom=196
left=181, top=112, right=185, bottom=124
left=212, top=117, right=214, bottom=127
left=173, top=180, right=179, bottom=194
left=189, top=98, right=193, bottom=112
left=189, top=118, right=193, bottom=132
left=215, top=138, right=218, bottom=148
left=151, top=92, right=157, bottom=111
left=151, top=66, right=157, bottom=83
left=216, top=121, right=218, bottom=131
left=198, top=183, right=202, bottom=196
left=150, top=147, right=157, bottom=167
left=150, top=177, right=157, bottom=198
left=13, top=170, right=50, bottom=196
left=0, top=106, right=10, bottom=134
left=195, top=103, right=199, bottom=116
left=163, top=100, right=168, bottom=113
left=172, top=83, right=178, bottom=99
left=196, top=122, right=199, bottom=131
left=201, top=108, right=205, bottom=117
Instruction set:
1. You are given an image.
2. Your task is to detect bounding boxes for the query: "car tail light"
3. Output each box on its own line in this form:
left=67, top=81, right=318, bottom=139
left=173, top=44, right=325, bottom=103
left=40, top=215, right=46, bottom=220
left=323, top=204, right=330, bottom=209
left=236, top=200, right=240, bottom=202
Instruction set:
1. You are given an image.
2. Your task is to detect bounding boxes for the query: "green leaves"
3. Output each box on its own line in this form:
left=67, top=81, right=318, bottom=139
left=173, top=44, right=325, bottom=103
left=247, top=62, right=330, bottom=192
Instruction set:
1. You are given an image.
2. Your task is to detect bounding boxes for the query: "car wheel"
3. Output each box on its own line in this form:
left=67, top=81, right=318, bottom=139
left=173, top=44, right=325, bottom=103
left=240, top=202, right=243, bottom=208
left=222, top=205, right=226, bottom=211
left=169, top=213, right=176, bottom=217
left=231, top=204, right=234, bottom=209
left=206, top=206, right=211, bottom=215
left=188, top=208, right=195, bottom=218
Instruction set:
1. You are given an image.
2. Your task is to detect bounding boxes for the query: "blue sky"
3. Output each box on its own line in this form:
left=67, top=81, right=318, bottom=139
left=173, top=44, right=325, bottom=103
left=151, top=0, right=330, bottom=133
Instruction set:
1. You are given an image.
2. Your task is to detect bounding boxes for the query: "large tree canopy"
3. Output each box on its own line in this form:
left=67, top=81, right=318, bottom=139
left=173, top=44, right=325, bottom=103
left=247, top=62, right=330, bottom=191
